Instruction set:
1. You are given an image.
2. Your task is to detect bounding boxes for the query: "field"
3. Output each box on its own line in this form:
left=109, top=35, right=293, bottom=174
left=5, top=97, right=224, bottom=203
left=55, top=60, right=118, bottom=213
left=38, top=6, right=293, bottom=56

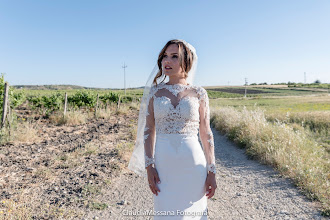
left=207, top=85, right=329, bottom=214
left=0, top=82, right=329, bottom=218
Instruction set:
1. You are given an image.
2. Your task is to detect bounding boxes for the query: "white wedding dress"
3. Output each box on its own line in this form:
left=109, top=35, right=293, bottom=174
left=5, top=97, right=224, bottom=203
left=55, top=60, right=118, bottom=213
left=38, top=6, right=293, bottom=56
left=143, top=82, right=216, bottom=220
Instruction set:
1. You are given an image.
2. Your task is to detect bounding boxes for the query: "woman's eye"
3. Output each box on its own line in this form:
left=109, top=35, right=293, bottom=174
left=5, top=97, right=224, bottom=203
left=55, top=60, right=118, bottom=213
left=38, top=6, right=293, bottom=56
left=163, top=55, right=177, bottom=58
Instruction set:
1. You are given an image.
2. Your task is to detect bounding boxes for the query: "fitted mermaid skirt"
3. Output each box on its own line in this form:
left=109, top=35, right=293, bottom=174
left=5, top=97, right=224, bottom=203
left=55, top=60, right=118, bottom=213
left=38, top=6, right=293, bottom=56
left=153, top=133, right=208, bottom=220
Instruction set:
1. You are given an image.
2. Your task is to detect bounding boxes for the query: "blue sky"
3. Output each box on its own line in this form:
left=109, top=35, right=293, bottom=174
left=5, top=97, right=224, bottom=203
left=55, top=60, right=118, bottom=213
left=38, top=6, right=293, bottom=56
left=1, top=0, right=329, bottom=88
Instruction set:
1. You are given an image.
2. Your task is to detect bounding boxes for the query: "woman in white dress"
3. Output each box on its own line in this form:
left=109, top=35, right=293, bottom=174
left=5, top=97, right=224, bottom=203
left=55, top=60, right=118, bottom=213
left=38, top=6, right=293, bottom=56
left=128, top=39, right=217, bottom=219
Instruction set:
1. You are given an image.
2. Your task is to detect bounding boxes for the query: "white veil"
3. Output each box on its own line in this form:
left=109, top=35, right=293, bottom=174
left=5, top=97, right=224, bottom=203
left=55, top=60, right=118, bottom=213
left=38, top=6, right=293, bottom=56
left=128, top=39, right=198, bottom=179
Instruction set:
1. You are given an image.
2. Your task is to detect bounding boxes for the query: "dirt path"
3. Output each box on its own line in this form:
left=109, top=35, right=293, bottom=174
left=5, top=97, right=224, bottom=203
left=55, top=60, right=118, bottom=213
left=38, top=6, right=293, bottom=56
left=85, top=127, right=325, bottom=220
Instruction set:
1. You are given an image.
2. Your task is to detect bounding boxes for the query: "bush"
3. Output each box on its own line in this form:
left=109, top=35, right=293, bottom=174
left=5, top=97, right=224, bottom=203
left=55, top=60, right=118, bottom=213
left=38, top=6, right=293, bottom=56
left=68, top=90, right=96, bottom=108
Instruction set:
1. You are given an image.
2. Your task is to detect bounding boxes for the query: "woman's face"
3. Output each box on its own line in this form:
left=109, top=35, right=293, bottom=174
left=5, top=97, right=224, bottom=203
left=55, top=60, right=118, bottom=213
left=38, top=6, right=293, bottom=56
left=162, top=44, right=184, bottom=77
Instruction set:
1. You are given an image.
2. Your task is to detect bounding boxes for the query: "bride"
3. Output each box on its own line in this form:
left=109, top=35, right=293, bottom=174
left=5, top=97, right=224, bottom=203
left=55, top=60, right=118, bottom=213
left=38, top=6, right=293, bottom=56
left=128, top=39, right=217, bottom=219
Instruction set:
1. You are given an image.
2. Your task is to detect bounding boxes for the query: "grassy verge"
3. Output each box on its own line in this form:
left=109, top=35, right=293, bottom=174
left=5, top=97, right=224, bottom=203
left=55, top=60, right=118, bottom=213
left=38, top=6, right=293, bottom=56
left=211, top=106, right=329, bottom=216
left=266, top=111, right=330, bottom=152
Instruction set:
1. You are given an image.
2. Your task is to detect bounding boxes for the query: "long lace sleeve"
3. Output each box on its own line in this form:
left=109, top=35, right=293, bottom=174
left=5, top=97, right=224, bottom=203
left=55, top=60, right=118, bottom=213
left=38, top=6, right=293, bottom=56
left=198, top=87, right=216, bottom=174
left=144, top=93, right=156, bottom=169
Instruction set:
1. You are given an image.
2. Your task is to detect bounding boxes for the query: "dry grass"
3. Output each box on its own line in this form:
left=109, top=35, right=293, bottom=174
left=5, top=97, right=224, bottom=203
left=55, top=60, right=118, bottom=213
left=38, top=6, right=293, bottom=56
left=32, top=166, right=55, bottom=181
left=49, top=109, right=87, bottom=125
left=0, top=198, right=33, bottom=220
left=128, top=101, right=140, bottom=111
left=266, top=111, right=330, bottom=131
left=0, top=119, right=40, bottom=145
left=266, top=111, right=330, bottom=152
left=53, top=141, right=100, bottom=169
left=129, top=122, right=137, bottom=141
left=211, top=106, right=329, bottom=214
left=92, top=101, right=139, bottom=119
left=0, top=192, right=83, bottom=220
left=93, top=107, right=112, bottom=120
left=116, top=141, right=135, bottom=163
left=115, top=121, right=137, bottom=163
left=13, top=120, right=40, bottom=143
left=115, top=105, right=130, bottom=116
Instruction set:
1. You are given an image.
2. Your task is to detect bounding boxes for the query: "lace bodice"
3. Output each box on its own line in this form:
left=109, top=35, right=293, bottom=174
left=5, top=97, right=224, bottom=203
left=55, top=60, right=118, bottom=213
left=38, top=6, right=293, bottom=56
left=144, top=82, right=216, bottom=174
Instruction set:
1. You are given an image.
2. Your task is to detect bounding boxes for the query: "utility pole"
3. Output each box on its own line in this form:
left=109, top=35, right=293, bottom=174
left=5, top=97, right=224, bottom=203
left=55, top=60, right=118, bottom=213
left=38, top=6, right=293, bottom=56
left=1, top=82, right=9, bottom=129
left=122, top=62, right=127, bottom=95
left=304, top=72, right=306, bottom=84
left=244, top=78, right=248, bottom=98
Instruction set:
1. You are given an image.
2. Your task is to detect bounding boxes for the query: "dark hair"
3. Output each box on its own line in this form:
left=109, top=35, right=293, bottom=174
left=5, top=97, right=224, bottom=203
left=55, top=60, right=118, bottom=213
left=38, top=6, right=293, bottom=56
left=153, top=39, right=195, bottom=86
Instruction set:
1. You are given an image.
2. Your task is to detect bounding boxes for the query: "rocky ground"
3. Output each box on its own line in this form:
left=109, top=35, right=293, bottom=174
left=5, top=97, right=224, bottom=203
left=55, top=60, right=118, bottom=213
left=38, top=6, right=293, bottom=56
left=0, top=105, right=137, bottom=219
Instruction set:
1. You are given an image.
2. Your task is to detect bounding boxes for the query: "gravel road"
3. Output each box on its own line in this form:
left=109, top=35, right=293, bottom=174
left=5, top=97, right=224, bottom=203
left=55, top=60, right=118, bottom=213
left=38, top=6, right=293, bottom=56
left=85, top=127, right=325, bottom=220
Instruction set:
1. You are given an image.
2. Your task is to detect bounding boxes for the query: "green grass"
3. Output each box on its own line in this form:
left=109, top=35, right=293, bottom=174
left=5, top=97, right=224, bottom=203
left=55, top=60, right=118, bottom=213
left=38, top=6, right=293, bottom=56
left=210, top=95, right=330, bottom=114
left=289, top=83, right=330, bottom=89
left=206, top=86, right=328, bottom=98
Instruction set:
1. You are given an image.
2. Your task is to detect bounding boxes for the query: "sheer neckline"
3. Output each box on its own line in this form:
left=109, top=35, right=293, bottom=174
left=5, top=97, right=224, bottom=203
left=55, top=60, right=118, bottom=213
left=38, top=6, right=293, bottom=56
left=163, top=82, right=191, bottom=87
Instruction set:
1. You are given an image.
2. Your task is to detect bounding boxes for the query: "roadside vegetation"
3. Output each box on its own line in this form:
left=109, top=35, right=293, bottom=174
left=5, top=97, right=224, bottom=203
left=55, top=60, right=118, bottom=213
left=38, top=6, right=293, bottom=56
left=209, top=91, right=329, bottom=216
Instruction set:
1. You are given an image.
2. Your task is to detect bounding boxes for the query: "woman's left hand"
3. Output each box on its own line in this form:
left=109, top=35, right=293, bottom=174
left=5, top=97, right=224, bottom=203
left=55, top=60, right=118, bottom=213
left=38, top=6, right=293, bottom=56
left=205, top=172, right=217, bottom=199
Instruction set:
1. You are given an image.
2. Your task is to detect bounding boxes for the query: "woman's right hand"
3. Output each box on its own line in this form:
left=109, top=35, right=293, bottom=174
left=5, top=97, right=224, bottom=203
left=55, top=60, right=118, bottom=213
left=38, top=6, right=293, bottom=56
left=146, top=165, right=161, bottom=196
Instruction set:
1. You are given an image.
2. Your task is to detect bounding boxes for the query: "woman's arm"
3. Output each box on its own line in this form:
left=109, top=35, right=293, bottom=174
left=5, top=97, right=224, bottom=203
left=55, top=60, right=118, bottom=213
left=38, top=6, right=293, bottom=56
left=198, top=87, right=216, bottom=175
left=144, top=94, right=156, bottom=169
left=199, top=87, right=217, bottom=199
left=144, top=90, right=161, bottom=196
